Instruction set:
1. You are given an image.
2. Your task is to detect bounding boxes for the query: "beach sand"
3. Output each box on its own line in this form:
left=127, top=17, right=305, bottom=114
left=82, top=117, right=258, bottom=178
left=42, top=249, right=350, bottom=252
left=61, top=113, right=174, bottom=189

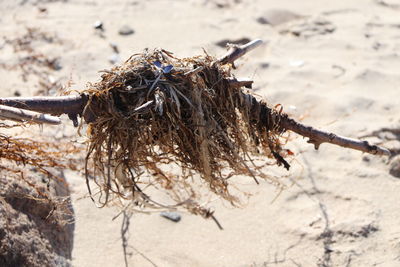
left=1, top=0, right=400, bottom=266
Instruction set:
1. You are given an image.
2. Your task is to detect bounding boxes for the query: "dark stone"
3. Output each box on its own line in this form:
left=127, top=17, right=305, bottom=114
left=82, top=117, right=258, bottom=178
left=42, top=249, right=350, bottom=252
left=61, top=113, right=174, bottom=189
left=389, top=155, right=400, bottom=178
left=118, top=25, right=134, bottom=36
left=160, top=211, right=181, bottom=222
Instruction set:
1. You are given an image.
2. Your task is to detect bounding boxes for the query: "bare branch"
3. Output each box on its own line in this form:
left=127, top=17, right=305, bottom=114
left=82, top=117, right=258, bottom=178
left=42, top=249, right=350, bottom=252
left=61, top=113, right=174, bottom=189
left=0, top=104, right=61, bottom=125
left=0, top=39, right=390, bottom=156
left=0, top=94, right=86, bottom=116
left=281, top=117, right=391, bottom=156
left=0, top=77, right=255, bottom=117
left=226, top=77, right=254, bottom=88
left=0, top=38, right=263, bottom=116
left=217, top=39, right=263, bottom=65
left=0, top=92, right=390, bottom=155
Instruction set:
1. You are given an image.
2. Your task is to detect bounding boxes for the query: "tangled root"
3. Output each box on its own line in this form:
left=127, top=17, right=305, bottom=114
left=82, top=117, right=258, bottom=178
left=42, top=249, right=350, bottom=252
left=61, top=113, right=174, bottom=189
left=82, top=49, right=290, bottom=219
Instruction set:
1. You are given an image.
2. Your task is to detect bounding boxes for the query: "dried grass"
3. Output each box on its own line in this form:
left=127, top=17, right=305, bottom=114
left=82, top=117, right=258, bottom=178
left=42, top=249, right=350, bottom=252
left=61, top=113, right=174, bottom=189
left=0, top=123, right=81, bottom=224
left=82, top=49, right=290, bottom=220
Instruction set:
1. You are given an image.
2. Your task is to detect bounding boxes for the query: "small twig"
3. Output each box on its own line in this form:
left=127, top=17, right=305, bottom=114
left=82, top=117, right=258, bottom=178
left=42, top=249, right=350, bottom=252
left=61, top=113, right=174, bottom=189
left=281, top=116, right=391, bottom=156
left=184, top=66, right=204, bottom=76
left=133, top=100, right=154, bottom=114
left=0, top=104, right=60, bottom=125
left=121, top=211, right=132, bottom=267
left=217, top=39, right=263, bottom=65
left=0, top=78, right=255, bottom=116
left=226, top=77, right=253, bottom=88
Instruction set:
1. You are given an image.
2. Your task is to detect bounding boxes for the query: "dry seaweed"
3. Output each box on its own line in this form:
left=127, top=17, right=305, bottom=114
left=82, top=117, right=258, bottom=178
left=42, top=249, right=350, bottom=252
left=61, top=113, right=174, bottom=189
left=1, top=27, right=64, bottom=95
left=0, top=123, right=81, bottom=223
left=82, top=49, right=289, bottom=220
left=0, top=39, right=389, bottom=226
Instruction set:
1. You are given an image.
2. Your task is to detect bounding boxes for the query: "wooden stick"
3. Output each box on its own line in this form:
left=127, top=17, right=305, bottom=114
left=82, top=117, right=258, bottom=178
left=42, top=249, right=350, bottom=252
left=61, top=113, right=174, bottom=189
left=0, top=39, right=390, bottom=156
left=281, top=116, right=391, bottom=156
left=226, top=77, right=253, bottom=88
left=0, top=39, right=262, bottom=116
left=0, top=77, right=254, bottom=116
left=0, top=94, right=86, bottom=116
left=0, top=104, right=61, bottom=125
left=217, top=39, right=263, bottom=65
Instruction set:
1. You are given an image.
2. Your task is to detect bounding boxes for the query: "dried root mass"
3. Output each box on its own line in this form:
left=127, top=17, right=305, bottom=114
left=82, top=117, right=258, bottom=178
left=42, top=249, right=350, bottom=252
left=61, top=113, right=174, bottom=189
left=83, top=49, right=290, bottom=217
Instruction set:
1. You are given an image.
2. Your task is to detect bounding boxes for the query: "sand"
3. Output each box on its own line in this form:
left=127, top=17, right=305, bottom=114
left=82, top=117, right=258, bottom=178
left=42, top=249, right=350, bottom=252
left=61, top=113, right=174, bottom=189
left=1, top=0, right=400, bottom=266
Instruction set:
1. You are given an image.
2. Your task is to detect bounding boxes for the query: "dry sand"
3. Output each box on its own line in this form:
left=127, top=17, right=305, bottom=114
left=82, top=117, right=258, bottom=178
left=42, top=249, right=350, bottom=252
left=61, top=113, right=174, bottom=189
left=1, top=0, right=400, bottom=266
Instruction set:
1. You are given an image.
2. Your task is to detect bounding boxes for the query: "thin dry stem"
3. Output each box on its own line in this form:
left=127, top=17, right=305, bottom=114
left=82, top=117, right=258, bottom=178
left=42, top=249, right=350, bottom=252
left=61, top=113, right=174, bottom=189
left=0, top=104, right=61, bottom=125
left=281, top=117, right=391, bottom=156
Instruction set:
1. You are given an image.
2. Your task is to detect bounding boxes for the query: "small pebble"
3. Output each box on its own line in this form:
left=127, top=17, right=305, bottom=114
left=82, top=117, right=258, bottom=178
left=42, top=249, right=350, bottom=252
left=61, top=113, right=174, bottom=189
left=389, top=155, right=400, bottom=178
left=118, top=25, right=134, bottom=36
left=160, top=211, right=181, bottom=222
left=93, top=20, right=104, bottom=31
left=362, top=155, right=371, bottom=162
left=109, top=53, right=120, bottom=64
left=38, top=7, right=47, bottom=13
left=109, top=42, right=119, bottom=53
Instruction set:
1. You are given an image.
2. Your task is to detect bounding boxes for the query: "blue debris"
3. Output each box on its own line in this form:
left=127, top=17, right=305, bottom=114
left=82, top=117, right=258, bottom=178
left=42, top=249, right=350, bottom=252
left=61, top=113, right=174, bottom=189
left=153, top=61, right=162, bottom=68
left=153, top=61, right=174, bottom=74
left=160, top=211, right=181, bottom=222
left=162, top=64, right=173, bottom=73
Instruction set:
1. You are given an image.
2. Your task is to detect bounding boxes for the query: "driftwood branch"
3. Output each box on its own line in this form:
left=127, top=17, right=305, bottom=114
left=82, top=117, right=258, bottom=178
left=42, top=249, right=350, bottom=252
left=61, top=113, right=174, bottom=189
left=281, top=117, right=391, bottom=156
left=0, top=93, right=387, bottom=155
left=0, top=39, right=390, bottom=156
left=0, top=104, right=60, bottom=125
left=0, top=41, right=258, bottom=116
left=0, top=77, right=253, bottom=116
left=0, top=95, right=86, bottom=116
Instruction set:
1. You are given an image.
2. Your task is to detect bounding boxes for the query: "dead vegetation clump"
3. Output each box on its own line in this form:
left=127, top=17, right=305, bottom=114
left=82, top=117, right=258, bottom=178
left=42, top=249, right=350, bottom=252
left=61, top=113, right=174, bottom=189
left=82, top=49, right=291, bottom=220
left=0, top=39, right=387, bottom=223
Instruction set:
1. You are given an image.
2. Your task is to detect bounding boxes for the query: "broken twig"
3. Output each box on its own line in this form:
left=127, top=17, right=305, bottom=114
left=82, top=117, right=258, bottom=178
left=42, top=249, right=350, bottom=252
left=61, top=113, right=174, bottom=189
left=217, top=39, right=263, bottom=65
left=0, top=94, right=86, bottom=116
left=281, top=117, right=391, bottom=156
left=0, top=39, right=389, bottom=157
left=0, top=104, right=60, bottom=125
